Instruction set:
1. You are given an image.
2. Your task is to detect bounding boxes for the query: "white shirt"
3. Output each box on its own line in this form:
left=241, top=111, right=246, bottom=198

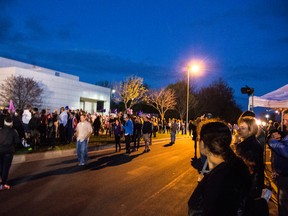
left=76, top=121, right=93, bottom=142
left=22, top=109, right=31, bottom=124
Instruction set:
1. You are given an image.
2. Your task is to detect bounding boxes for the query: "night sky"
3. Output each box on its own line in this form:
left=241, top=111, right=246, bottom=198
left=1, top=0, right=288, bottom=109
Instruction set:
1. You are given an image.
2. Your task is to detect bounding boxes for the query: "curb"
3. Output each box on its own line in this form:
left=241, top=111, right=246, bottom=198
left=12, top=136, right=185, bottom=164
left=13, top=149, right=77, bottom=164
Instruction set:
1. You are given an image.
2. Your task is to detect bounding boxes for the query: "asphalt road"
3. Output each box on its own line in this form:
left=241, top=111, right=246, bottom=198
left=1, top=137, right=199, bottom=216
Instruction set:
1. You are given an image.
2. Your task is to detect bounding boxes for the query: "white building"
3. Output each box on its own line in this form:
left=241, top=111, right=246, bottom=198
left=0, top=57, right=111, bottom=114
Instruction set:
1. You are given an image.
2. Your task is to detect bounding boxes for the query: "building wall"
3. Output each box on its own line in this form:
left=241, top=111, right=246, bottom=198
left=0, top=59, right=111, bottom=114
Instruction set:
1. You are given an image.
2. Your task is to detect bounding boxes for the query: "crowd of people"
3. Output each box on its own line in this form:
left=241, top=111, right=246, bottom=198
left=1, top=105, right=287, bottom=216
left=0, top=105, right=195, bottom=156
left=188, top=110, right=288, bottom=216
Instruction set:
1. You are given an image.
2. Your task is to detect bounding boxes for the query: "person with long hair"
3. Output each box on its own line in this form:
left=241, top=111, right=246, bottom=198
left=236, top=116, right=264, bottom=199
left=188, top=119, right=251, bottom=215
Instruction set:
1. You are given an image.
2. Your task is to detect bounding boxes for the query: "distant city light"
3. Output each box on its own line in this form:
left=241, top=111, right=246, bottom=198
left=256, top=119, right=266, bottom=127
left=275, top=110, right=279, bottom=114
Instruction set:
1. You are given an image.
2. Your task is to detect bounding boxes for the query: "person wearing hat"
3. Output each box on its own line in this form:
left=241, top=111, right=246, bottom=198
left=0, top=116, right=20, bottom=190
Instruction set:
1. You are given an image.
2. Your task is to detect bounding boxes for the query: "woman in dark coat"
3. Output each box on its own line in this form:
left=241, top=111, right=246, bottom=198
left=236, top=116, right=264, bottom=199
left=188, top=119, right=251, bottom=216
left=0, top=116, right=20, bottom=190
left=113, top=119, right=122, bottom=152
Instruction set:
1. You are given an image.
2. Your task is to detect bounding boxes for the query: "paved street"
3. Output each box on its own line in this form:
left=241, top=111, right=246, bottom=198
left=1, top=137, right=198, bottom=216
left=0, top=136, right=278, bottom=216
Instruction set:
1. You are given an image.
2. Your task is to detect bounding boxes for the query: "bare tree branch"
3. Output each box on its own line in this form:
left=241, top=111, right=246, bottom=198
left=0, top=75, right=43, bottom=109
left=147, top=88, right=176, bottom=121
left=114, top=76, right=148, bottom=112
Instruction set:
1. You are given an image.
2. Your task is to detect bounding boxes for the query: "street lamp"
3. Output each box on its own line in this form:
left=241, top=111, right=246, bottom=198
left=186, top=64, right=200, bottom=134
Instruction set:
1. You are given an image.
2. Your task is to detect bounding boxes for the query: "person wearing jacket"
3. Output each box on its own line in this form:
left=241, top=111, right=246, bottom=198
left=123, top=115, right=133, bottom=155
left=188, top=120, right=251, bottom=215
left=132, top=117, right=142, bottom=151
left=235, top=116, right=264, bottom=198
left=142, top=116, right=153, bottom=152
left=0, top=116, right=20, bottom=190
left=113, top=119, right=122, bottom=152
left=269, top=109, right=288, bottom=216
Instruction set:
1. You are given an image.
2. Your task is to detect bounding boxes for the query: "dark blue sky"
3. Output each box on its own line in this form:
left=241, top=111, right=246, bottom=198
left=1, top=0, right=288, bottom=109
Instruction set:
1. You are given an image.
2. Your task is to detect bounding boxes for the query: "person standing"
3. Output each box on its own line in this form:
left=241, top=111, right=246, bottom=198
left=152, top=118, right=158, bottom=138
left=188, top=120, right=251, bottom=215
left=188, top=120, right=193, bottom=136
left=93, top=116, right=101, bottom=136
left=75, top=113, right=93, bottom=166
left=133, top=116, right=142, bottom=151
left=123, top=115, right=133, bottom=155
left=170, top=119, right=178, bottom=145
left=142, top=116, right=153, bottom=152
left=22, top=105, right=31, bottom=131
left=47, top=112, right=58, bottom=149
left=59, top=107, right=68, bottom=144
left=190, top=120, right=198, bottom=159
left=113, top=119, right=122, bottom=152
left=235, top=116, right=264, bottom=199
left=39, top=109, right=48, bottom=145
left=269, top=109, right=288, bottom=216
left=0, top=116, right=20, bottom=190
left=67, top=111, right=77, bottom=144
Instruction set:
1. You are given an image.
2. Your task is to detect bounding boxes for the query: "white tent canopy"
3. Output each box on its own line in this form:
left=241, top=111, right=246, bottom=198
left=249, top=84, right=288, bottom=109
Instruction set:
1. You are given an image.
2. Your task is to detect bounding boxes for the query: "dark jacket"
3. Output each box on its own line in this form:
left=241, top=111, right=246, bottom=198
left=269, top=135, right=288, bottom=175
left=114, top=124, right=122, bottom=136
left=0, top=126, right=20, bottom=153
left=29, top=113, right=40, bottom=130
left=142, top=121, right=152, bottom=134
left=93, top=117, right=101, bottom=128
left=236, top=136, right=264, bottom=198
left=133, top=122, right=142, bottom=136
left=188, top=157, right=251, bottom=216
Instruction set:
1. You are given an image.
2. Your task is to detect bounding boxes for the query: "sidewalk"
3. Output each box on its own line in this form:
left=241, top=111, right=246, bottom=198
left=12, top=136, right=180, bottom=164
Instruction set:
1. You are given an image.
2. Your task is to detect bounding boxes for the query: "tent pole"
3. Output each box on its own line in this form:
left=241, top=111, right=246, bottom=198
left=281, top=110, right=284, bottom=131
left=251, top=93, right=254, bottom=112
left=248, top=95, right=254, bottom=111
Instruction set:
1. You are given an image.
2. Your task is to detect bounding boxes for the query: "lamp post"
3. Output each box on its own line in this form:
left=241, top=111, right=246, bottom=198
left=110, top=89, right=116, bottom=114
left=186, top=64, right=200, bottom=134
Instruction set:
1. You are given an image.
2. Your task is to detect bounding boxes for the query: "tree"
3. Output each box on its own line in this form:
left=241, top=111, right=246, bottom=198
left=0, top=75, right=43, bottom=110
left=114, top=76, right=148, bottom=113
left=147, top=88, right=177, bottom=121
left=167, top=80, right=198, bottom=120
left=195, top=78, right=242, bottom=123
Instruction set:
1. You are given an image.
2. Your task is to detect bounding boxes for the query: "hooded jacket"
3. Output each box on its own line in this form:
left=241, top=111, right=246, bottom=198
left=0, top=126, right=20, bottom=153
